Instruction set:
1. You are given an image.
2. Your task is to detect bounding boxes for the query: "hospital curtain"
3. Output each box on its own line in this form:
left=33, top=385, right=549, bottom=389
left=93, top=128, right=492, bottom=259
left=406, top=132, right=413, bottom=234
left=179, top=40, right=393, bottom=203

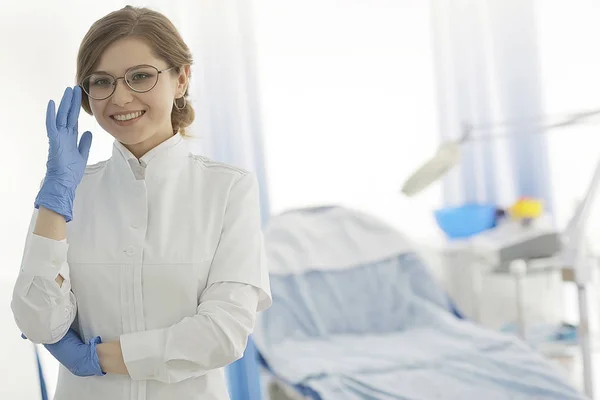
left=430, top=0, right=552, bottom=209
left=167, top=1, right=270, bottom=399
left=181, top=0, right=272, bottom=217
left=428, top=0, right=562, bottom=328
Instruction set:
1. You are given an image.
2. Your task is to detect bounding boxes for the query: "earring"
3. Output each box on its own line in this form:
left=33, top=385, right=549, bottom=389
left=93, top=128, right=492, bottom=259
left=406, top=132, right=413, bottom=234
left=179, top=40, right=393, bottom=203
left=173, top=96, right=187, bottom=111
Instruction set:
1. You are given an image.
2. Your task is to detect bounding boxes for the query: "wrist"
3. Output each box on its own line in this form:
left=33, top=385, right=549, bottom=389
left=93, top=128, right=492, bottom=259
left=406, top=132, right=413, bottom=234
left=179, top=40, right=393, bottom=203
left=97, top=341, right=128, bottom=375
left=96, top=342, right=113, bottom=373
left=34, top=179, right=76, bottom=222
left=33, top=206, right=67, bottom=240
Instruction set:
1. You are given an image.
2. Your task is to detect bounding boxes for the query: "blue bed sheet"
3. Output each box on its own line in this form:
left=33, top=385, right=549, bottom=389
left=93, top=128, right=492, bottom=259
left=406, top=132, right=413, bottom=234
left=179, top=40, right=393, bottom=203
left=254, top=255, right=584, bottom=399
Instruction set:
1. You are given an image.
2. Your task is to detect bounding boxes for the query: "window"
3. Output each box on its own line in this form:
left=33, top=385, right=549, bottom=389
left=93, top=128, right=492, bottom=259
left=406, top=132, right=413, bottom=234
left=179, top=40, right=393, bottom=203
left=253, top=0, right=442, bottom=240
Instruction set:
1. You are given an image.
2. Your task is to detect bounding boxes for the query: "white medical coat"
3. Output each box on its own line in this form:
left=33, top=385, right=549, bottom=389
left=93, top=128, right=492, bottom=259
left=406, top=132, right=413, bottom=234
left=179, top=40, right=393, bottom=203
left=11, top=133, right=272, bottom=400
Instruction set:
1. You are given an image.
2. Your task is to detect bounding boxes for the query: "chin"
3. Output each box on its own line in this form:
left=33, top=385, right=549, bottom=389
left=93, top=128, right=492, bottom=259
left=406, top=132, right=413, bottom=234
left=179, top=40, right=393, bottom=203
left=116, top=132, right=154, bottom=147
left=103, top=120, right=144, bottom=141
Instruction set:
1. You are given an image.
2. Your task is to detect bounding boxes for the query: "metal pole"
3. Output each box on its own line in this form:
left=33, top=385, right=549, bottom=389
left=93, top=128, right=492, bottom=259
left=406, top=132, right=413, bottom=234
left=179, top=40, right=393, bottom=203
left=471, top=256, right=484, bottom=323
left=510, top=259, right=528, bottom=340
left=577, top=279, right=594, bottom=398
left=564, top=153, right=600, bottom=400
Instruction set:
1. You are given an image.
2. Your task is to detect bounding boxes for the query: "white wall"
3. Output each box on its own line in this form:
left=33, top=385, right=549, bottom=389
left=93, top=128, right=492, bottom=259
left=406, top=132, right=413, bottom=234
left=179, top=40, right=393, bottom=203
left=536, top=0, right=600, bottom=234
left=253, top=0, right=443, bottom=242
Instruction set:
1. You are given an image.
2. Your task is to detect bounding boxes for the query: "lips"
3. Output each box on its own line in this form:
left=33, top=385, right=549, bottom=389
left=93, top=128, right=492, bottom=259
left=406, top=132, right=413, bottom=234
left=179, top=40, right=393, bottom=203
left=110, top=110, right=146, bottom=121
left=109, top=110, right=147, bottom=127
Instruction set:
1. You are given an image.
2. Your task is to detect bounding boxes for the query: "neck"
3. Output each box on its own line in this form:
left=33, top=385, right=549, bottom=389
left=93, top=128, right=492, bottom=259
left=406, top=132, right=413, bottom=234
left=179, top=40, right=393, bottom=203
left=124, top=131, right=177, bottom=159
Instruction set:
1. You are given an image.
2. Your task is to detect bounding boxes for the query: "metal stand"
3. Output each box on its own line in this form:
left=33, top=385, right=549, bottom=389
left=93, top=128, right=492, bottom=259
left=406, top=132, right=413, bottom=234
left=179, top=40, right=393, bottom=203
left=472, top=255, right=484, bottom=323
left=577, top=277, right=594, bottom=398
left=510, top=257, right=595, bottom=398
left=562, top=151, right=600, bottom=399
left=510, top=259, right=528, bottom=340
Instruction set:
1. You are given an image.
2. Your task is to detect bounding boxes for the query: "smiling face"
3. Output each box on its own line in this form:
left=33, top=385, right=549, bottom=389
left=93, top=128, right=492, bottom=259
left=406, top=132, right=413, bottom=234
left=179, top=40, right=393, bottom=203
left=87, top=37, right=189, bottom=158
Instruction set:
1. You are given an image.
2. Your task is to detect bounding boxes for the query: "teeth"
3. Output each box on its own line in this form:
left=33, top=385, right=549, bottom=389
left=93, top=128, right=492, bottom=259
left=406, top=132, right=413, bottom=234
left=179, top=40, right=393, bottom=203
left=114, top=111, right=144, bottom=121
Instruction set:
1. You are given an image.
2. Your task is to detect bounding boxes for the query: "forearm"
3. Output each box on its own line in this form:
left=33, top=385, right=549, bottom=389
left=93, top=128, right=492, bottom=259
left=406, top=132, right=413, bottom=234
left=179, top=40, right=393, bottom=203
left=97, top=341, right=129, bottom=375
left=12, top=209, right=75, bottom=343
left=33, top=207, right=67, bottom=287
left=119, top=283, right=259, bottom=383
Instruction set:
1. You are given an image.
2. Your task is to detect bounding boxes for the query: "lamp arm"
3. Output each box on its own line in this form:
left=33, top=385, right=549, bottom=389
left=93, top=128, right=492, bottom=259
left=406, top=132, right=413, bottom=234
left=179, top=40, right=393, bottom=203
left=402, top=107, right=600, bottom=197
left=463, top=108, right=600, bottom=140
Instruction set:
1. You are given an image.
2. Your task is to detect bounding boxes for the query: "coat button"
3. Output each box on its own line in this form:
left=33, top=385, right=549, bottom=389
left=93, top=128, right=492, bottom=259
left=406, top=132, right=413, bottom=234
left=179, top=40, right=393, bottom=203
left=125, top=246, right=135, bottom=256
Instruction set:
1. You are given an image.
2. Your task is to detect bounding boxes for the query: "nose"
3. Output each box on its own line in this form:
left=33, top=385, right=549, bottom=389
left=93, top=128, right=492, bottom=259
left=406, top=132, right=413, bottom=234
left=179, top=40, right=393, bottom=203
left=110, top=78, right=134, bottom=107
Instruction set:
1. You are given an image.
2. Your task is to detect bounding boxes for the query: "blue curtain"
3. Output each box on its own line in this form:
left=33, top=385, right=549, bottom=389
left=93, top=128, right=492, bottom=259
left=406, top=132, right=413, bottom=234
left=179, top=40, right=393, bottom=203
left=431, top=0, right=553, bottom=209
left=428, top=0, right=563, bottom=332
left=187, top=1, right=270, bottom=399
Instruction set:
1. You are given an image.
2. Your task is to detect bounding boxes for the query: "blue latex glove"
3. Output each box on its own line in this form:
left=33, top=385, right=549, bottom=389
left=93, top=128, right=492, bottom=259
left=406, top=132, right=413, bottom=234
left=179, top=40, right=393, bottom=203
left=22, top=329, right=105, bottom=377
left=34, top=86, right=93, bottom=222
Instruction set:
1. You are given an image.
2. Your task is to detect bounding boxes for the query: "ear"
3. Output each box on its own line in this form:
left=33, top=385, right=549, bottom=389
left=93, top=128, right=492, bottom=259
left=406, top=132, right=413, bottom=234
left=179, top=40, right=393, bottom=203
left=176, top=65, right=191, bottom=97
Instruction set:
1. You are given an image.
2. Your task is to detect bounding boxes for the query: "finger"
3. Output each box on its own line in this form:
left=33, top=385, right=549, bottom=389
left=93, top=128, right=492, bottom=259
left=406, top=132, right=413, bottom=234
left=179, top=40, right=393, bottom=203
left=67, top=86, right=82, bottom=130
left=56, top=87, right=73, bottom=128
left=72, top=122, right=79, bottom=147
left=78, top=131, right=93, bottom=162
left=45, top=100, right=57, bottom=137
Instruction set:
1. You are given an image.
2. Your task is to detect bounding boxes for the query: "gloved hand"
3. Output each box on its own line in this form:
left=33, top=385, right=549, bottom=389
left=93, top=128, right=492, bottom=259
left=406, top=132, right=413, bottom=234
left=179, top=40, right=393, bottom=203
left=22, top=329, right=105, bottom=377
left=34, top=86, right=93, bottom=222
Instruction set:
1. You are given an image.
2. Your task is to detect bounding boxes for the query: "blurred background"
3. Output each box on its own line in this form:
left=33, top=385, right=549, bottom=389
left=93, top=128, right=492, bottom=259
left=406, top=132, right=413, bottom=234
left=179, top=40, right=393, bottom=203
left=3, top=0, right=600, bottom=399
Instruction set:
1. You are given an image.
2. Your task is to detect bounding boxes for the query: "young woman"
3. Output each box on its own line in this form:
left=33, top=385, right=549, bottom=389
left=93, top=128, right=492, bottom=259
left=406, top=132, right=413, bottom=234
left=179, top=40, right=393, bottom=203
left=11, top=6, right=271, bottom=400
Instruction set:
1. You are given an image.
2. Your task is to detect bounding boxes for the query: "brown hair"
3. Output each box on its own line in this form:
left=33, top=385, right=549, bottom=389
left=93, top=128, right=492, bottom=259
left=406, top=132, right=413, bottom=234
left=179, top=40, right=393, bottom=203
left=76, top=6, right=195, bottom=136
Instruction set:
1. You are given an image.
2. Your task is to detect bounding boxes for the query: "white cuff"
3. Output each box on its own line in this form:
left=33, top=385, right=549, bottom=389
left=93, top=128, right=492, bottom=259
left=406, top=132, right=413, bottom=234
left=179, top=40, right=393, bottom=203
left=21, top=234, right=69, bottom=279
left=120, top=328, right=168, bottom=381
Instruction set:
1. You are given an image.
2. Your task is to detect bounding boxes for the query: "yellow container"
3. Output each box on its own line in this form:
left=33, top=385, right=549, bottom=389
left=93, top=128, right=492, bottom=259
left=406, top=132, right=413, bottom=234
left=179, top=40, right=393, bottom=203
left=508, top=197, right=544, bottom=220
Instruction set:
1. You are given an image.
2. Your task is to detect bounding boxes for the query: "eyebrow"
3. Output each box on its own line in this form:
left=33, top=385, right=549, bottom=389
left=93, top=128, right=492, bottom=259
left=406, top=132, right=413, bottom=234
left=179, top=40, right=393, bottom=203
left=88, top=68, right=131, bottom=76
left=89, top=64, right=159, bottom=76
left=89, top=70, right=112, bottom=75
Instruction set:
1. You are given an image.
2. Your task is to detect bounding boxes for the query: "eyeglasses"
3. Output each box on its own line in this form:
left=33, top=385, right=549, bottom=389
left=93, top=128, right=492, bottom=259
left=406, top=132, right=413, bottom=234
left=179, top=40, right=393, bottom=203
left=80, top=64, right=175, bottom=100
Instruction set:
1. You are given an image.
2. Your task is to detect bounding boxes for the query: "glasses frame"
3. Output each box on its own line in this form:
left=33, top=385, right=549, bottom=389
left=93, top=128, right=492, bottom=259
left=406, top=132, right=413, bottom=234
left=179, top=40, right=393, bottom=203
left=80, top=64, right=176, bottom=100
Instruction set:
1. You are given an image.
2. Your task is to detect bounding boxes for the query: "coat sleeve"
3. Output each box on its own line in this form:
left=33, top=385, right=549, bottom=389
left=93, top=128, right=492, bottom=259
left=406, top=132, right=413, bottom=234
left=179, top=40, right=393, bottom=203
left=121, top=282, right=259, bottom=382
left=11, top=209, right=77, bottom=344
left=119, top=172, right=272, bottom=383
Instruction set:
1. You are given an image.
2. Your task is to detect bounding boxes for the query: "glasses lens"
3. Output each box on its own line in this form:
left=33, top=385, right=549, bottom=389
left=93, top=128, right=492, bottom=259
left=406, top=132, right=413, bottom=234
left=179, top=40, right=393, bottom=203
left=125, top=66, right=159, bottom=93
left=82, top=73, right=115, bottom=100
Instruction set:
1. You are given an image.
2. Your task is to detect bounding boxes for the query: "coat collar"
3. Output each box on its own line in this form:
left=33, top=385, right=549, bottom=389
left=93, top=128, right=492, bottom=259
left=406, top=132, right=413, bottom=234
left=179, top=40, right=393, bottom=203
left=110, top=133, right=190, bottom=181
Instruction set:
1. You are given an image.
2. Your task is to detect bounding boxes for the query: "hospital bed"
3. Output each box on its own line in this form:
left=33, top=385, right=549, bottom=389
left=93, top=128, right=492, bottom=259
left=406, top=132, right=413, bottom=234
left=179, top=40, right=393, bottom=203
left=253, top=205, right=586, bottom=400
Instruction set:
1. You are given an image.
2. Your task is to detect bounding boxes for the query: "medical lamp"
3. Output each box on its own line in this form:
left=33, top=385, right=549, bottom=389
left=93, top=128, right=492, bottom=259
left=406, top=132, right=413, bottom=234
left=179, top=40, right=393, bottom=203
left=401, top=108, right=600, bottom=399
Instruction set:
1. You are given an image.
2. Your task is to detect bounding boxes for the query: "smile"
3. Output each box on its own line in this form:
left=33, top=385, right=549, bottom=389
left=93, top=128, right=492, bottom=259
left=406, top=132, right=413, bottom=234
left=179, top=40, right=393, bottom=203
left=110, top=110, right=146, bottom=126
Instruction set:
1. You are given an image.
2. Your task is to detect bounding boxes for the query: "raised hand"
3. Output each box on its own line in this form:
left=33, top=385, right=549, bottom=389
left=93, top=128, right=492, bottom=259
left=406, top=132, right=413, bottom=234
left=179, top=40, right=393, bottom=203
left=34, top=86, right=93, bottom=222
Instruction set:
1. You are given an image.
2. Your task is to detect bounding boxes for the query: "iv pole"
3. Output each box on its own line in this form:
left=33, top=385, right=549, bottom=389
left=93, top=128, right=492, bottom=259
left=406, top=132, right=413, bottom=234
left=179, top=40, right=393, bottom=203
left=562, top=152, right=600, bottom=399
